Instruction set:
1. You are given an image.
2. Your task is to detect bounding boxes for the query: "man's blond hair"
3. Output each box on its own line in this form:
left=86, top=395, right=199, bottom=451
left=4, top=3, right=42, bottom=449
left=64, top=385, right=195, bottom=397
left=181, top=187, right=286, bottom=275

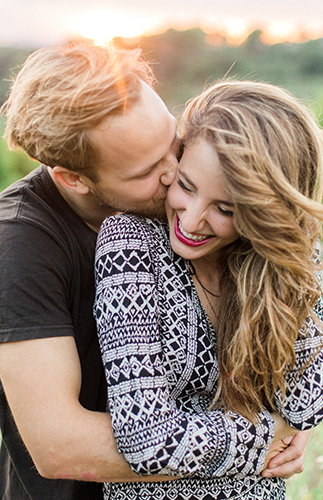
left=2, top=42, right=154, bottom=180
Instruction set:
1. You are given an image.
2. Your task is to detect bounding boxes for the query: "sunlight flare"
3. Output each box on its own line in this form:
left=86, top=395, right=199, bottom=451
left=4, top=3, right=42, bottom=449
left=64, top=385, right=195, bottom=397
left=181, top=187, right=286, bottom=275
left=262, top=21, right=301, bottom=44
left=73, top=10, right=155, bottom=44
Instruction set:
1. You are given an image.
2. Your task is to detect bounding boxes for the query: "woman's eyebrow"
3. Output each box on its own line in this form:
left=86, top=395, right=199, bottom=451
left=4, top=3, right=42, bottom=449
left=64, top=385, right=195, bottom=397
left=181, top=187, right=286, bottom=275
left=213, top=199, right=234, bottom=207
left=180, top=171, right=197, bottom=189
left=180, top=171, right=234, bottom=207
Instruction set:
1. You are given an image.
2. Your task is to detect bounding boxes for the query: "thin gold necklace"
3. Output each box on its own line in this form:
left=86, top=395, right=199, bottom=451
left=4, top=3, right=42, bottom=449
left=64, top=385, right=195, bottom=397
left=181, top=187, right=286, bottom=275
left=189, top=262, right=218, bottom=319
left=189, top=262, right=219, bottom=297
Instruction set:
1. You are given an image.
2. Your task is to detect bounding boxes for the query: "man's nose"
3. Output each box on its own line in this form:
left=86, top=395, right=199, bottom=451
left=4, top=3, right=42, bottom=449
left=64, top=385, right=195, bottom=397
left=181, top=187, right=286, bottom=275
left=160, top=154, right=178, bottom=186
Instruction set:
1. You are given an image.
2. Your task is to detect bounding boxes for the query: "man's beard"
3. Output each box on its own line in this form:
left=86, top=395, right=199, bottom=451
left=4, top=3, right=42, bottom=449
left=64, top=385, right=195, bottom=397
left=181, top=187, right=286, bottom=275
left=125, top=201, right=167, bottom=221
left=90, top=188, right=167, bottom=221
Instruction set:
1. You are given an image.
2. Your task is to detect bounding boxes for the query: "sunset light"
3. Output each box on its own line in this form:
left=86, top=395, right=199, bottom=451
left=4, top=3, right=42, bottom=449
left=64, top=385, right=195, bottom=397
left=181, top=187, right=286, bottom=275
left=71, top=10, right=323, bottom=49
left=2, top=0, right=323, bottom=48
left=261, top=21, right=301, bottom=44
left=221, top=19, right=250, bottom=45
left=73, top=10, right=157, bottom=44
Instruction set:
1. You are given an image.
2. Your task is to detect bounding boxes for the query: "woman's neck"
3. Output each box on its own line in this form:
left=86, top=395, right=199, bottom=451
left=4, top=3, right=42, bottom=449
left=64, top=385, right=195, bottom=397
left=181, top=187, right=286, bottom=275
left=190, top=258, right=220, bottom=329
left=191, top=258, right=220, bottom=295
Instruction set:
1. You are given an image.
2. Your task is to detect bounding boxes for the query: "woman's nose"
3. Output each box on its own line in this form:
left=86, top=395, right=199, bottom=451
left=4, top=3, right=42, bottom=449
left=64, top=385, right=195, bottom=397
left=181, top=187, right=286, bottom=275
left=179, top=207, right=206, bottom=234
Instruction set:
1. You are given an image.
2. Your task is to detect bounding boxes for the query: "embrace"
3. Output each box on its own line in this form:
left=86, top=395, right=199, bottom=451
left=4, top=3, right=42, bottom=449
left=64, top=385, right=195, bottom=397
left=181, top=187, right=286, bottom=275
left=1, top=43, right=323, bottom=500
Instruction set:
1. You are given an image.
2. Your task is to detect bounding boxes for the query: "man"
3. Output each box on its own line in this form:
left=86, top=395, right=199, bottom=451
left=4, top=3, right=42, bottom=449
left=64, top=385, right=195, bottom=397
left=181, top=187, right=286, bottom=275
left=0, top=43, right=309, bottom=500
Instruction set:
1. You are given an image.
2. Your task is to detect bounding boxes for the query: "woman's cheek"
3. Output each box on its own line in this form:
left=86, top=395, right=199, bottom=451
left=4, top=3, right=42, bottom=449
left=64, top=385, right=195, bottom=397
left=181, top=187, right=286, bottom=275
left=167, top=183, right=182, bottom=210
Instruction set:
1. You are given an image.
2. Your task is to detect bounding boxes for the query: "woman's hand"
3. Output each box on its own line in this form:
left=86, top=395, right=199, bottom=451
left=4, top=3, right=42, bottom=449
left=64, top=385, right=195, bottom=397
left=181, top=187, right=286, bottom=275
left=262, top=413, right=310, bottom=479
left=271, top=412, right=299, bottom=442
left=262, top=430, right=311, bottom=479
left=262, top=437, right=290, bottom=471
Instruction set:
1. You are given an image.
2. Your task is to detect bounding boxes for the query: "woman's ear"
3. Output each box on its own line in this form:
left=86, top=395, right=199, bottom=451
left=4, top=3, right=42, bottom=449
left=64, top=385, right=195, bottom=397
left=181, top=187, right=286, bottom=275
left=51, top=166, right=91, bottom=194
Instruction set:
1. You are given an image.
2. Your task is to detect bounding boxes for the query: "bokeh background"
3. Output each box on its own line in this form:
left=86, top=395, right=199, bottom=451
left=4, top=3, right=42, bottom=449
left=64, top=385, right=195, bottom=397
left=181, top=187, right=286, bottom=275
left=1, top=1, right=323, bottom=497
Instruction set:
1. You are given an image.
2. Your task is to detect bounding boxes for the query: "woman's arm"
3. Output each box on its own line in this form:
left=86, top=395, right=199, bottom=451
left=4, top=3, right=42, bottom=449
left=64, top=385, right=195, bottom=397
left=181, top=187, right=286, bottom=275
left=94, top=215, right=274, bottom=480
left=274, top=314, right=323, bottom=430
left=263, top=276, right=323, bottom=476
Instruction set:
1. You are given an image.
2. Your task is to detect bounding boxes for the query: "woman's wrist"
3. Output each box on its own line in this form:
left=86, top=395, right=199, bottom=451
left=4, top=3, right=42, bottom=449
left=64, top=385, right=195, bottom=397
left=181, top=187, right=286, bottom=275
left=271, top=413, right=299, bottom=442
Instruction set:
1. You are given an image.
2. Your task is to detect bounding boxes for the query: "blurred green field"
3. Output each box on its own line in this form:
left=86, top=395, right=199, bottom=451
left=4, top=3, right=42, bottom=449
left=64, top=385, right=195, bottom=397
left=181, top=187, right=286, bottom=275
left=0, top=118, right=39, bottom=192
left=0, top=32, right=323, bottom=494
left=286, top=424, right=323, bottom=500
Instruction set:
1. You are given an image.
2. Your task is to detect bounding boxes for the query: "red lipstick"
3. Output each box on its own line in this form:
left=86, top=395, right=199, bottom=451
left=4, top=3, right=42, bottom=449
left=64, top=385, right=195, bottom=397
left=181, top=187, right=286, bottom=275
left=174, top=215, right=213, bottom=247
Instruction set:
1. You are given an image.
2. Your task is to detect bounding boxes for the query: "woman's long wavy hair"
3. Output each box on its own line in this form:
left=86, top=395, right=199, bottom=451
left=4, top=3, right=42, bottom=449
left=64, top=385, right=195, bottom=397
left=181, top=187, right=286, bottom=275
left=182, top=80, right=323, bottom=421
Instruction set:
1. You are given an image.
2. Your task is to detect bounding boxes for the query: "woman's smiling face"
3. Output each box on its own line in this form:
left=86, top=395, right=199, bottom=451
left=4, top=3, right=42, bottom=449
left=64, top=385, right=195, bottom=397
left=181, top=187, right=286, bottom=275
left=166, top=137, right=240, bottom=262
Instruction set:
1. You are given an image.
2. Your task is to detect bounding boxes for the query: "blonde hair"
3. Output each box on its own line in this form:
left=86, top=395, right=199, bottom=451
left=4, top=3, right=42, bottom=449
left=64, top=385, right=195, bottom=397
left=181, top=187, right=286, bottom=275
left=182, top=81, right=323, bottom=420
left=2, top=42, right=154, bottom=180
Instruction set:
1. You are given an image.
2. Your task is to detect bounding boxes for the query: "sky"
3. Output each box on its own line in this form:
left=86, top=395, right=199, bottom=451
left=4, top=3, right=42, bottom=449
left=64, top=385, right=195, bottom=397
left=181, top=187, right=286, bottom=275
left=2, top=0, right=323, bottom=47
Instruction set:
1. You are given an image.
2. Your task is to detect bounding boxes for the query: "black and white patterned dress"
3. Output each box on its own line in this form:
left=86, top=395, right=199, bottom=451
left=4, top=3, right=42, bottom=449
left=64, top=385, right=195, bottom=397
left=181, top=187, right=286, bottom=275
left=94, top=214, right=323, bottom=500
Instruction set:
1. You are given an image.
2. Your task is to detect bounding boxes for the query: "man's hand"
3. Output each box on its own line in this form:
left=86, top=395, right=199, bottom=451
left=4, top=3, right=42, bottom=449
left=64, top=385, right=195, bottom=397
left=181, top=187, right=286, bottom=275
left=262, top=430, right=311, bottom=479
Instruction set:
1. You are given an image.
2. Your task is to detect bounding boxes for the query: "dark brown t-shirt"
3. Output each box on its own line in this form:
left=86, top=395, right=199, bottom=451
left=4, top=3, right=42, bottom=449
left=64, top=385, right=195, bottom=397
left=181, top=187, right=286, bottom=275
left=0, top=165, right=107, bottom=500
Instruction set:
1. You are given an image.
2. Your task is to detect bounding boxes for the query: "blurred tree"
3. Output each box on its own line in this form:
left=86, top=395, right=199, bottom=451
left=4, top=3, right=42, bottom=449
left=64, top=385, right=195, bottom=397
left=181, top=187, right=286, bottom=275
left=113, top=29, right=323, bottom=118
left=0, top=119, right=39, bottom=192
left=0, top=47, right=30, bottom=105
left=2, top=30, right=323, bottom=191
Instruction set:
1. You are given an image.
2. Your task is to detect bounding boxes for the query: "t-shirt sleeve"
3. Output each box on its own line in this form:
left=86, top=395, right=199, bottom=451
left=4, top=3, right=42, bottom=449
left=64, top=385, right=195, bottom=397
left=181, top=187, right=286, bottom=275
left=94, top=215, right=274, bottom=479
left=0, top=221, right=75, bottom=342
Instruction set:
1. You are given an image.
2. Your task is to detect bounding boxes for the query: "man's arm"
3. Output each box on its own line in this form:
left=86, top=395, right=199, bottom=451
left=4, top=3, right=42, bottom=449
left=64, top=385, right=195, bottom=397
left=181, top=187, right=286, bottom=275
left=0, top=336, right=173, bottom=482
left=0, top=336, right=132, bottom=482
left=0, top=336, right=308, bottom=483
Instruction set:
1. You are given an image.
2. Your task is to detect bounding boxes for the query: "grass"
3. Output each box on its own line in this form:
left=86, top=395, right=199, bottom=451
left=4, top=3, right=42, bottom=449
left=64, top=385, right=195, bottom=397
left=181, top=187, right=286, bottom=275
left=286, top=424, right=323, bottom=500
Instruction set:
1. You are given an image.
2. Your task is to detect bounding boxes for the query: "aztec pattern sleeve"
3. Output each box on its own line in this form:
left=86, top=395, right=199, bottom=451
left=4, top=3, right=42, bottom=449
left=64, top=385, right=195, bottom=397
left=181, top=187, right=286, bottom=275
left=274, top=244, right=323, bottom=430
left=274, top=306, right=323, bottom=430
left=94, top=214, right=274, bottom=479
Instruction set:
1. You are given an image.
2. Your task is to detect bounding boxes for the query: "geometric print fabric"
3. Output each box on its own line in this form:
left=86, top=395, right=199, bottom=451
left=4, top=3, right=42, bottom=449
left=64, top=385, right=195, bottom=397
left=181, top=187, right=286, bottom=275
left=95, top=214, right=323, bottom=500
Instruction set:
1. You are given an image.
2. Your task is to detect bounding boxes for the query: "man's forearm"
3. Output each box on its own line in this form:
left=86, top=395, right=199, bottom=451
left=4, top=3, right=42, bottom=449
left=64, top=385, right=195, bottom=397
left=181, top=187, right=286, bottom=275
left=38, top=409, right=174, bottom=483
left=0, top=337, right=174, bottom=484
left=36, top=409, right=133, bottom=482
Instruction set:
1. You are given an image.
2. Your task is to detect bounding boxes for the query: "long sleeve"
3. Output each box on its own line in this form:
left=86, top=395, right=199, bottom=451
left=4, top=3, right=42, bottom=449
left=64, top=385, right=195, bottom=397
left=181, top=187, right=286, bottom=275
left=94, top=215, right=274, bottom=479
left=274, top=313, right=323, bottom=430
left=273, top=252, right=323, bottom=430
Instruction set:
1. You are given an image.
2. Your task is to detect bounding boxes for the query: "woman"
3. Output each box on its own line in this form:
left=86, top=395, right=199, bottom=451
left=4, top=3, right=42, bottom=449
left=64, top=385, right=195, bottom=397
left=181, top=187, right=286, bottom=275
left=94, top=81, right=323, bottom=499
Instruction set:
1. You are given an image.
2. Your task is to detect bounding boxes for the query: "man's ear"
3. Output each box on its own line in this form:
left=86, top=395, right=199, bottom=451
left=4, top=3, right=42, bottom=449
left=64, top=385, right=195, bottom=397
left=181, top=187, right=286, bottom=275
left=51, top=166, right=91, bottom=195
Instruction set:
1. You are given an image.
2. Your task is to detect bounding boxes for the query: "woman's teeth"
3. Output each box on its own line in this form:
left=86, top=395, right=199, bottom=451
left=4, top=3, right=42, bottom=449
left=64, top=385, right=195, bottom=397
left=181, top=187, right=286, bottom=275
left=178, top=219, right=209, bottom=242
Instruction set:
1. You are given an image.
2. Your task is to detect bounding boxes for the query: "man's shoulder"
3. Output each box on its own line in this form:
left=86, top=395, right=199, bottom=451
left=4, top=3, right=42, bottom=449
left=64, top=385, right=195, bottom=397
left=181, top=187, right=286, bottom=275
left=0, top=165, right=49, bottom=222
left=0, top=166, right=95, bottom=250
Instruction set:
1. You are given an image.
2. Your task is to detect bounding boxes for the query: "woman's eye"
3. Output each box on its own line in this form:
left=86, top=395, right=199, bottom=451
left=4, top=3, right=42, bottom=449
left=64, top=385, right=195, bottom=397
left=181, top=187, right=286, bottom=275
left=218, top=205, right=234, bottom=217
left=178, top=179, right=192, bottom=193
